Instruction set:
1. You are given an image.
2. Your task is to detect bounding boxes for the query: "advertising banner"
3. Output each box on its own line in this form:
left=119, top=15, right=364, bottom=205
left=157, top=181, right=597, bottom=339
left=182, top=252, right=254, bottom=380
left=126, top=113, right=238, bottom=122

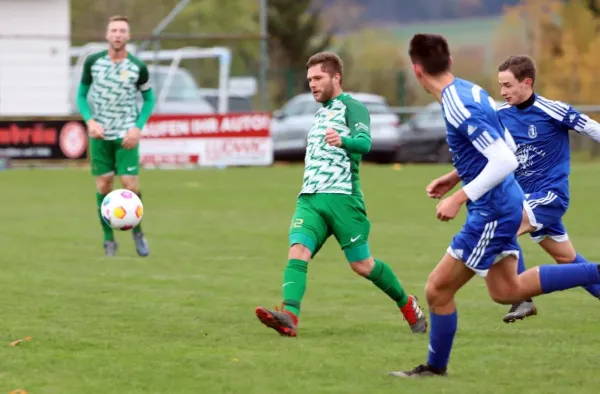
left=0, top=119, right=88, bottom=160
left=140, top=112, right=273, bottom=168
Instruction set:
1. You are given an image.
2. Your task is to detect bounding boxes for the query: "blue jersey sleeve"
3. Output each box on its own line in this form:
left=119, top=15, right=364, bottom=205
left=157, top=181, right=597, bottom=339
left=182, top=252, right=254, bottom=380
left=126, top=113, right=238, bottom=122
left=534, top=97, right=585, bottom=132
left=558, top=104, right=589, bottom=133
left=442, top=93, right=501, bottom=152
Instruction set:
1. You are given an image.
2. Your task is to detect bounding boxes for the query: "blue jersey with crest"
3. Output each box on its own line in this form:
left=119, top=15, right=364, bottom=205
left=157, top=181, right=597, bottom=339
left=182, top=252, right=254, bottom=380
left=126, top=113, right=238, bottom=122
left=496, top=94, right=586, bottom=204
left=441, top=78, right=523, bottom=214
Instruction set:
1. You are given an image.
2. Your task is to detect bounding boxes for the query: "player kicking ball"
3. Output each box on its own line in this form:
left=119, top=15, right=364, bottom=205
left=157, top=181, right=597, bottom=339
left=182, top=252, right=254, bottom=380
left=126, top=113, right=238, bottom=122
left=77, top=15, right=155, bottom=257
left=389, top=34, right=600, bottom=378
left=255, top=52, right=427, bottom=337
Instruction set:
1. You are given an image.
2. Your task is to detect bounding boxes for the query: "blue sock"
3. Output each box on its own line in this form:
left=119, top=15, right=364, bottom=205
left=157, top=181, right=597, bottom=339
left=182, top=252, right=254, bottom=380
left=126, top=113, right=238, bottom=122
left=427, top=311, right=457, bottom=370
left=516, top=244, right=526, bottom=275
left=539, top=263, right=600, bottom=294
left=570, top=253, right=600, bottom=298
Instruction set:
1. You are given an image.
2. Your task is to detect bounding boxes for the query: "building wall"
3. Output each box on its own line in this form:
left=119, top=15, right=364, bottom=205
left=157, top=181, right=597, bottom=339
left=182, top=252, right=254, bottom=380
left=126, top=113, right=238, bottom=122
left=0, top=0, right=70, bottom=116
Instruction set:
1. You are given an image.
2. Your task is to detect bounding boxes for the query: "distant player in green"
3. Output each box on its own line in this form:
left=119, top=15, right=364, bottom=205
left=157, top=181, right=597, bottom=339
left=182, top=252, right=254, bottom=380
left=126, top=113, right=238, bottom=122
left=255, top=52, right=427, bottom=336
left=76, top=15, right=156, bottom=257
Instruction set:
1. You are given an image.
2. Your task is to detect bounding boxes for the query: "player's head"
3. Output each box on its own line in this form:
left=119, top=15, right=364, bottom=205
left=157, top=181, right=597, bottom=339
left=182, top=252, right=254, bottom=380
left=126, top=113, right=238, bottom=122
left=498, top=55, right=536, bottom=105
left=106, top=15, right=130, bottom=52
left=408, top=34, right=452, bottom=93
left=306, top=51, right=343, bottom=103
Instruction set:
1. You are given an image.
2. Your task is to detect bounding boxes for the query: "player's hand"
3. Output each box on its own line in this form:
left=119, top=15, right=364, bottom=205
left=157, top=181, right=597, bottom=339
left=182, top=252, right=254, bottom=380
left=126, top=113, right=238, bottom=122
left=426, top=170, right=460, bottom=199
left=426, top=177, right=457, bottom=199
left=86, top=119, right=104, bottom=139
left=436, top=195, right=462, bottom=222
left=122, top=127, right=141, bottom=149
left=325, top=128, right=342, bottom=147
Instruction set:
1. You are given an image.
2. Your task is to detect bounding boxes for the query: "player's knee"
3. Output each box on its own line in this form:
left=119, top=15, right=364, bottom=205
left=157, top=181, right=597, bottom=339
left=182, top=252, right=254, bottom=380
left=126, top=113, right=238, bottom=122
left=552, top=248, right=576, bottom=264
left=424, top=277, right=450, bottom=307
left=96, top=177, right=113, bottom=194
left=120, top=176, right=139, bottom=193
left=288, top=243, right=312, bottom=261
left=349, top=258, right=374, bottom=277
left=488, top=285, right=522, bottom=305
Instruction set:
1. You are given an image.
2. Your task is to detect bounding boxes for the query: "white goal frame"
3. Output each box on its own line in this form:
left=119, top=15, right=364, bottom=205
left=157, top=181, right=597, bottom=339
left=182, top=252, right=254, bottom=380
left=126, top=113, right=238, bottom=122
left=69, top=44, right=232, bottom=113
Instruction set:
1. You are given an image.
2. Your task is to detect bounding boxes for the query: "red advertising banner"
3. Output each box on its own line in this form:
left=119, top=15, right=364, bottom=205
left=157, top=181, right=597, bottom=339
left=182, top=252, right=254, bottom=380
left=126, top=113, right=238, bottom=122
left=0, top=119, right=88, bottom=160
left=140, top=112, right=273, bottom=168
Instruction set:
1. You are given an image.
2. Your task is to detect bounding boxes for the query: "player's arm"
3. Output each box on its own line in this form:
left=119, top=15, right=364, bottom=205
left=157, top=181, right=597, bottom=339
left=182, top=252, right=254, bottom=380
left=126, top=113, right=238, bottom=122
left=135, top=63, right=156, bottom=129
left=558, top=105, right=600, bottom=143
left=341, top=100, right=372, bottom=154
left=76, top=55, right=94, bottom=122
left=457, top=121, right=518, bottom=203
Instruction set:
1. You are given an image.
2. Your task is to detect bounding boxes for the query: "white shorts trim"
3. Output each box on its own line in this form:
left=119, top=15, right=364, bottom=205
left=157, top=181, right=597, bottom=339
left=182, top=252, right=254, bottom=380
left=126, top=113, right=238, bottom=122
left=531, top=234, right=569, bottom=243
left=446, top=247, right=519, bottom=278
left=523, top=199, right=543, bottom=231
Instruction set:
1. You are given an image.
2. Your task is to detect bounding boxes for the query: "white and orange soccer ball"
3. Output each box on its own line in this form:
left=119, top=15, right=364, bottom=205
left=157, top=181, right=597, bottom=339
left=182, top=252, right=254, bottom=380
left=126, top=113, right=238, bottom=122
left=101, top=189, right=144, bottom=231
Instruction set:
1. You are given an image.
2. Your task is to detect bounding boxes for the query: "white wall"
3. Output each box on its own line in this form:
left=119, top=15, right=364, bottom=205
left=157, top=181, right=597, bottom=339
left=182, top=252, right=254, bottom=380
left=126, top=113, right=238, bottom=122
left=0, top=0, right=70, bottom=116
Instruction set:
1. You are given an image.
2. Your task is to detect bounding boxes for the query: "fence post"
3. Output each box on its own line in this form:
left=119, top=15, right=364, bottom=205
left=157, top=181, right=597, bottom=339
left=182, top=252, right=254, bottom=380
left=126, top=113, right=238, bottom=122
left=396, top=70, right=406, bottom=106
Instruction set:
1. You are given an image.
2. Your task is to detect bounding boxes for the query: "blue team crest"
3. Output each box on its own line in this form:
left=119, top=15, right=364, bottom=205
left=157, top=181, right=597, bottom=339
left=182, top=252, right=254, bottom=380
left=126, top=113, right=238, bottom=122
left=528, top=125, right=537, bottom=139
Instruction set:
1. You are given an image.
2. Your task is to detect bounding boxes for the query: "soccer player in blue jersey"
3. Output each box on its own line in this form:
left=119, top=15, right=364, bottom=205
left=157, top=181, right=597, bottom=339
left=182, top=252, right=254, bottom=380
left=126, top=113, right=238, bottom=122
left=494, top=55, right=600, bottom=322
left=389, top=34, right=600, bottom=378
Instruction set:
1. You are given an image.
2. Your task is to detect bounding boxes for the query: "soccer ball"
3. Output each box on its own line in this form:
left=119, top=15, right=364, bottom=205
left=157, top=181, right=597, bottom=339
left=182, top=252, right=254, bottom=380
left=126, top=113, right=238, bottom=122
left=101, top=189, right=144, bottom=231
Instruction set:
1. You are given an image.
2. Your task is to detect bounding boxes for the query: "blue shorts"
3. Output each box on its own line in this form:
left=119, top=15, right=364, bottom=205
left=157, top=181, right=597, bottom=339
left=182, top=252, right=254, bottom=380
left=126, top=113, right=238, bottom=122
left=523, top=191, right=569, bottom=243
left=447, top=209, right=522, bottom=277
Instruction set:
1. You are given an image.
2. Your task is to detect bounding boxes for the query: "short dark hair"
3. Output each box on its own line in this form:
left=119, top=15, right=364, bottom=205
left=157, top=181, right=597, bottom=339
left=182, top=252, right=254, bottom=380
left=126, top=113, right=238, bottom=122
left=408, top=34, right=451, bottom=75
left=306, top=51, right=344, bottom=84
left=498, top=55, right=536, bottom=86
left=108, top=15, right=129, bottom=24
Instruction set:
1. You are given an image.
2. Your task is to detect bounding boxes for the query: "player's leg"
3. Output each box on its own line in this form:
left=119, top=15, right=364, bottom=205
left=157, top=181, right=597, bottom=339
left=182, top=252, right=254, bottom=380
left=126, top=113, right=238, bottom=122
left=486, top=252, right=600, bottom=306
left=389, top=252, right=474, bottom=377
left=537, top=226, right=600, bottom=299
left=325, top=194, right=427, bottom=333
left=90, top=138, right=118, bottom=256
left=255, top=194, right=330, bottom=336
left=391, top=212, right=521, bottom=377
left=115, top=142, right=148, bottom=257
left=502, top=204, right=537, bottom=322
left=505, top=194, right=600, bottom=321
left=483, top=214, right=600, bottom=305
left=505, top=192, right=567, bottom=321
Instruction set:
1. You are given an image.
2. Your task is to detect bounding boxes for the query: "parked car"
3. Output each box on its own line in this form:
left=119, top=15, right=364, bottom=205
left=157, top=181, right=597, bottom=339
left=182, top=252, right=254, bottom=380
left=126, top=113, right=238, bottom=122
left=395, top=100, right=505, bottom=163
left=271, top=92, right=401, bottom=162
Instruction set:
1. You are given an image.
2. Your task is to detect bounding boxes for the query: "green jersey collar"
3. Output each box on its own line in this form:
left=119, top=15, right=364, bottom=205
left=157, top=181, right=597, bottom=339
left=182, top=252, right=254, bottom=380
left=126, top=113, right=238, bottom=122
left=322, top=92, right=349, bottom=107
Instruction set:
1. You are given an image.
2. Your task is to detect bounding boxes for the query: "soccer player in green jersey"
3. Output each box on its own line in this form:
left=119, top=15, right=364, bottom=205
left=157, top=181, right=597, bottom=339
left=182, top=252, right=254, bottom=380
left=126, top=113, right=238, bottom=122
left=255, top=52, right=427, bottom=336
left=77, top=15, right=156, bottom=257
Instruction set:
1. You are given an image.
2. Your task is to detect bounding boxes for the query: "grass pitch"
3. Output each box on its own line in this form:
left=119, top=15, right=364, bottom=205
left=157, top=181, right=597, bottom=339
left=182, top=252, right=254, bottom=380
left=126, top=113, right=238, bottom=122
left=2, top=163, right=599, bottom=393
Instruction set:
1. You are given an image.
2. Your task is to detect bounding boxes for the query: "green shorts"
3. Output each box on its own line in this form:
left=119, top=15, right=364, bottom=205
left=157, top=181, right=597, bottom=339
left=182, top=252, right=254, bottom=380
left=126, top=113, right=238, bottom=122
left=289, top=193, right=371, bottom=263
left=90, top=138, right=140, bottom=177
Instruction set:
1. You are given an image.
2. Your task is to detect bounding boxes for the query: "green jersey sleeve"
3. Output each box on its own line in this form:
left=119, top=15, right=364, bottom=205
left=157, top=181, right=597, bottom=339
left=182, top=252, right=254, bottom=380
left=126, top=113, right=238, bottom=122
left=80, top=54, right=94, bottom=86
left=341, top=98, right=372, bottom=154
left=137, top=63, right=151, bottom=92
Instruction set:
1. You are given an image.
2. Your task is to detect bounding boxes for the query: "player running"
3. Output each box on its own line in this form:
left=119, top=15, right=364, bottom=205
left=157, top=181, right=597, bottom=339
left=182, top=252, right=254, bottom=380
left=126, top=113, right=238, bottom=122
left=389, top=34, right=600, bottom=378
left=494, top=55, right=600, bottom=322
left=255, top=52, right=427, bottom=337
left=77, top=15, right=155, bottom=257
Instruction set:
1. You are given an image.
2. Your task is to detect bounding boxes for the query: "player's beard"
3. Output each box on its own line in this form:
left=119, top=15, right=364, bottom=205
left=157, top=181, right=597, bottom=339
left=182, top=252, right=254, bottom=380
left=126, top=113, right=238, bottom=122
left=110, top=42, right=126, bottom=52
left=319, top=82, right=335, bottom=103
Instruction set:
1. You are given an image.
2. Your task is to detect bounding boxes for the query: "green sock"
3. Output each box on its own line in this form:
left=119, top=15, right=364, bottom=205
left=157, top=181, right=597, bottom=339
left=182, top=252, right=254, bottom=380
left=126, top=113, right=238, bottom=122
left=282, top=259, right=308, bottom=317
left=133, top=191, right=143, bottom=234
left=96, top=192, right=114, bottom=241
left=367, top=259, right=409, bottom=308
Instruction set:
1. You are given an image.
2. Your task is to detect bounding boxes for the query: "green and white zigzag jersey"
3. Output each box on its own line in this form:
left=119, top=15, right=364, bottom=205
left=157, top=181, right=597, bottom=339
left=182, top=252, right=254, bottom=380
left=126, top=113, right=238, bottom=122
left=300, top=93, right=371, bottom=195
left=81, top=50, right=150, bottom=140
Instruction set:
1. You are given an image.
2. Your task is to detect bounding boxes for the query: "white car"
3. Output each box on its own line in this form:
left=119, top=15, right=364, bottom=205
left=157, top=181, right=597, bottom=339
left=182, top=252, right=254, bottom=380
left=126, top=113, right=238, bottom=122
left=271, top=92, right=401, bottom=162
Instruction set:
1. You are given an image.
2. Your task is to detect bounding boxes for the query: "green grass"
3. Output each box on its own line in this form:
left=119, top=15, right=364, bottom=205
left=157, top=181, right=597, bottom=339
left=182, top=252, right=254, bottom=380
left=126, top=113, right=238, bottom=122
left=2, top=163, right=600, bottom=393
